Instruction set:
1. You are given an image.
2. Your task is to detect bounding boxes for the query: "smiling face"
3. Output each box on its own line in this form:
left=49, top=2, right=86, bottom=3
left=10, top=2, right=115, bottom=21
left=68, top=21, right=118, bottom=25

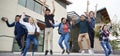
left=80, top=15, right=85, bottom=21
left=29, top=18, right=34, bottom=24
left=45, top=11, right=50, bottom=15
left=15, top=17, right=20, bottom=22
left=45, top=9, right=51, bottom=15
left=89, top=11, right=94, bottom=18
left=103, top=26, right=108, bottom=31
left=61, top=18, right=66, bottom=24
left=62, top=18, right=66, bottom=24
left=15, top=15, right=21, bottom=22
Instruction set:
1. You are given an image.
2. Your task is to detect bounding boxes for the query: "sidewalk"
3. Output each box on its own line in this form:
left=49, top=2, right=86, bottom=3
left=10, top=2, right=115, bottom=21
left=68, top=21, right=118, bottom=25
left=0, top=52, right=119, bottom=56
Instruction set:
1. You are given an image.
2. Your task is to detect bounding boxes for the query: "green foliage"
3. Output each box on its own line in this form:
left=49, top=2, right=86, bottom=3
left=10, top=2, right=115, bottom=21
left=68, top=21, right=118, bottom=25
left=95, top=30, right=100, bottom=38
left=110, top=40, right=119, bottom=50
left=112, top=31, right=119, bottom=37
left=94, top=25, right=101, bottom=38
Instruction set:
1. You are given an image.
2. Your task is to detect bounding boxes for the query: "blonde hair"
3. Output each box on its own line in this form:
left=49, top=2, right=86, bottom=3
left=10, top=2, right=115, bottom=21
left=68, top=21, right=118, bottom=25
left=29, top=17, right=37, bottom=23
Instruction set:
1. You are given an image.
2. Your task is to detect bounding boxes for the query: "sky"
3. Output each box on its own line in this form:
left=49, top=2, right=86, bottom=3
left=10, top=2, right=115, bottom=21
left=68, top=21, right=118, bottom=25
left=67, top=0, right=120, bottom=23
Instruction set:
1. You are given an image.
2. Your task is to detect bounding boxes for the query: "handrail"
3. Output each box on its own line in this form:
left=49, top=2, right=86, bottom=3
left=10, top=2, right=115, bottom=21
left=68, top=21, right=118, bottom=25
left=0, top=35, right=14, bottom=38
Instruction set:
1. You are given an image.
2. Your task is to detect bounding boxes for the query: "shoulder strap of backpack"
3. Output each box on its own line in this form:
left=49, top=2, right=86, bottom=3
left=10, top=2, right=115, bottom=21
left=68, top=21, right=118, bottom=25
left=59, top=23, right=62, bottom=28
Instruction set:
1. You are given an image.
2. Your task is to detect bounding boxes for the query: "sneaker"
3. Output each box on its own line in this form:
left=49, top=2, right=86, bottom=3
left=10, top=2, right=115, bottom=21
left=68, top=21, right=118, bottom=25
left=45, top=50, right=49, bottom=55
left=91, top=49, right=94, bottom=54
left=66, top=49, right=70, bottom=54
left=62, top=49, right=65, bottom=54
left=50, top=50, right=53, bottom=55
left=81, top=50, right=85, bottom=55
left=21, top=48, right=24, bottom=55
left=32, top=52, right=34, bottom=56
left=89, top=49, right=94, bottom=55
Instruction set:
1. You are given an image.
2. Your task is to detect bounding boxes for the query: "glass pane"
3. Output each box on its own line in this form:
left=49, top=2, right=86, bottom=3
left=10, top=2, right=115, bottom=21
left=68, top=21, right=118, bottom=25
left=13, top=42, right=21, bottom=52
left=26, top=0, right=34, bottom=11
left=38, top=46, right=43, bottom=52
left=38, top=35, right=43, bottom=45
left=18, top=0, right=26, bottom=7
left=34, top=2, right=42, bottom=14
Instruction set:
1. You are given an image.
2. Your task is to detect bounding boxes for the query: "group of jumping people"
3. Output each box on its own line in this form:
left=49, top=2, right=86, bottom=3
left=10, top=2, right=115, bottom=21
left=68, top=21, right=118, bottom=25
left=1, top=0, right=113, bottom=56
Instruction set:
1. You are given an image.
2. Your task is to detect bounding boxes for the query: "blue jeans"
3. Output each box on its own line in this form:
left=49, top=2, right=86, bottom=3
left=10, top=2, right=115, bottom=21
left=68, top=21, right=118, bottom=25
left=23, top=35, right=38, bottom=56
left=59, top=33, right=70, bottom=50
left=101, top=41, right=112, bottom=56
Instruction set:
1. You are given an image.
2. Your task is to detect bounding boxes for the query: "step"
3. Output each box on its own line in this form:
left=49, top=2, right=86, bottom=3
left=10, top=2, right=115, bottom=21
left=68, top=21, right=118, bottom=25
left=0, top=52, right=119, bottom=56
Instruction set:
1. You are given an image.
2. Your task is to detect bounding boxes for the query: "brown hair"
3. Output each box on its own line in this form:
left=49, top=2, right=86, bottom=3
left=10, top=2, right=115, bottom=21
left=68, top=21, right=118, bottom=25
left=89, top=11, right=95, bottom=17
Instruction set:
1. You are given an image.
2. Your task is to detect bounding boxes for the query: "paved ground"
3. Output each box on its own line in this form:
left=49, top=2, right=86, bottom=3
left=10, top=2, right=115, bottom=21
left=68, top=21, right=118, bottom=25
left=0, top=52, right=119, bottom=56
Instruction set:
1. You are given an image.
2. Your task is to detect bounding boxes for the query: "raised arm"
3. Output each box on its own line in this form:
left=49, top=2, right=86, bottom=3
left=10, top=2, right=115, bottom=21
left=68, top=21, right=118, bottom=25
left=108, top=22, right=112, bottom=31
left=51, top=0, right=55, bottom=15
left=36, top=24, right=40, bottom=32
left=94, top=4, right=98, bottom=18
left=85, top=0, right=90, bottom=21
left=42, top=0, right=46, bottom=14
left=6, top=21, right=15, bottom=27
left=49, top=20, right=59, bottom=27
left=87, top=0, right=89, bottom=13
left=20, top=13, right=28, bottom=26
left=2, top=17, right=15, bottom=27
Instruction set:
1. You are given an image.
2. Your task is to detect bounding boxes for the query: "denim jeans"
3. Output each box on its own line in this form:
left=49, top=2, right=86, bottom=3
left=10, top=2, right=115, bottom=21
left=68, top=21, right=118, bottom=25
left=58, top=33, right=70, bottom=50
left=23, top=35, right=38, bottom=56
left=101, top=41, right=112, bottom=56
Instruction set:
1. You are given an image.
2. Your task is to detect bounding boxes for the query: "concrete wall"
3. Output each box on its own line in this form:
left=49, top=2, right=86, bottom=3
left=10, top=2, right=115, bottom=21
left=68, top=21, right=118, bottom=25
left=0, top=0, right=67, bottom=52
left=0, top=0, right=18, bottom=51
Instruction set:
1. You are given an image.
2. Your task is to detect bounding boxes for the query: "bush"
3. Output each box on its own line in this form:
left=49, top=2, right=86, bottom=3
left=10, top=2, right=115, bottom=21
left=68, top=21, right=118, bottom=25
left=110, top=40, right=119, bottom=50
left=95, top=30, right=100, bottom=38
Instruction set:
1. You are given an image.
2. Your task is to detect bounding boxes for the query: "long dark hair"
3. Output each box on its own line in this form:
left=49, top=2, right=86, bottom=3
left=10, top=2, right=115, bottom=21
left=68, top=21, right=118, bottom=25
left=61, top=17, right=66, bottom=23
left=102, top=25, right=107, bottom=30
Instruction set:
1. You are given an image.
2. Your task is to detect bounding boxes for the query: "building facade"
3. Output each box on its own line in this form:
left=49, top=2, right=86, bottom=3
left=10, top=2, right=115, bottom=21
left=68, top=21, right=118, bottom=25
left=0, top=0, right=71, bottom=52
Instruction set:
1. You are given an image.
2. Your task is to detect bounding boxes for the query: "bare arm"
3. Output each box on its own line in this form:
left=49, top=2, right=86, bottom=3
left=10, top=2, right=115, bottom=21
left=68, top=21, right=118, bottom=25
left=94, top=4, right=98, bottom=18
left=84, top=0, right=89, bottom=17
left=42, top=0, right=46, bottom=15
left=51, top=0, right=55, bottom=15
left=20, top=13, right=28, bottom=26
left=2, top=17, right=15, bottom=27
left=85, top=0, right=91, bottom=22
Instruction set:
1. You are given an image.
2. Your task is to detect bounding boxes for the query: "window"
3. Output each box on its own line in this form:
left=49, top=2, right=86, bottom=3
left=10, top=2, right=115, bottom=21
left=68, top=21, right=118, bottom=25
left=18, top=0, right=42, bottom=14
left=34, top=2, right=42, bottom=14
left=18, top=0, right=26, bottom=7
left=26, top=0, right=34, bottom=11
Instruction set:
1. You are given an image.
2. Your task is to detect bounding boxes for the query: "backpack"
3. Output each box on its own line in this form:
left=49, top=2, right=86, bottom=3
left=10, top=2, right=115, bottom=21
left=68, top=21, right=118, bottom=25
left=58, top=23, right=70, bottom=34
left=58, top=23, right=62, bottom=34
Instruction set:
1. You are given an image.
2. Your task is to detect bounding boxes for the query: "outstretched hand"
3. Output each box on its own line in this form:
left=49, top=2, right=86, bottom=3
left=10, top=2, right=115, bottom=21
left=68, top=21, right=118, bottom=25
left=1, top=17, right=8, bottom=22
left=52, top=0, right=54, bottom=4
left=87, top=0, right=90, bottom=6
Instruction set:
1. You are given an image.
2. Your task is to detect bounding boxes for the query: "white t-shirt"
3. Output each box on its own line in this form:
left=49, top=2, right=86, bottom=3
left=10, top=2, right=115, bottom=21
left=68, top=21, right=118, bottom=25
left=20, top=14, right=40, bottom=33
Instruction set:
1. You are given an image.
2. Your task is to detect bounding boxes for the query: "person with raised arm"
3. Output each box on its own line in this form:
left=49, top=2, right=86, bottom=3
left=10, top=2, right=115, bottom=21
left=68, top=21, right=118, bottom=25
left=43, top=0, right=55, bottom=55
left=99, top=23, right=112, bottom=56
left=85, top=0, right=97, bottom=54
left=1, top=15, right=27, bottom=52
left=20, top=12, right=40, bottom=56
left=72, top=15, right=91, bottom=55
